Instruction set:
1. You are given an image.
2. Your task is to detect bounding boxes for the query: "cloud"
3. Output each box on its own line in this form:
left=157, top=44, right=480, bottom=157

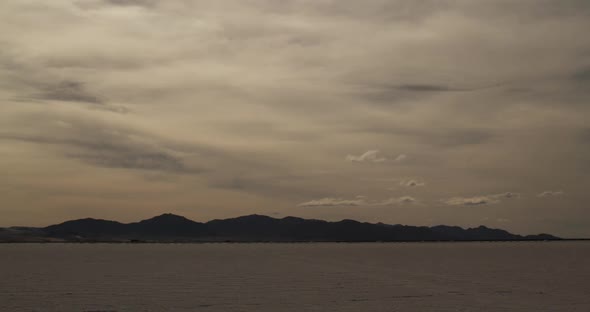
left=444, top=192, right=520, bottom=206
left=0, top=0, right=589, bottom=234
left=0, top=132, right=192, bottom=173
left=572, top=67, right=590, bottom=82
left=298, top=196, right=367, bottom=207
left=396, top=84, right=455, bottom=92
left=346, top=150, right=386, bottom=162
left=299, top=195, right=415, bottom=207
left=17, top=77, right=128, bottom=113
left=355, top=125, right=496, bottom=148
left=0, top=114, right=199, bottom=174
left=401, top=179, right=425, bottom=187
left=35, top=81, right=103, bottom=104
left=537, top=190, right=565, bottom=197
left=394, top=154, right=407, bottom=162
left=444, top=196, right=491, bottom=206
left=377, top=196, right=416, bottom=205
left=345, top=150, right=406, bottom=163
left=390, top=83, right=503, bottom=93
left=75, top=0, right=157, bottom=10
left=102, top=0, right=156, bottom=7
left=493, top=192, right=520, bottom=199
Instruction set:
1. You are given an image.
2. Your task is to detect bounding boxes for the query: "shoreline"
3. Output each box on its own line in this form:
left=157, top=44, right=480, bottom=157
left=1, top=239, right=588, bottom=244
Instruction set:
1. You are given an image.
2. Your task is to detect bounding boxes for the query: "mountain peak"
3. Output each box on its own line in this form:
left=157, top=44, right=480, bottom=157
left=136, top=213, right=200, bottom=227
left=143, top=213, right=192, bottom=221
left=237, top=214, right=276, bottom=220
left=214, top=214, right=278, bottom=223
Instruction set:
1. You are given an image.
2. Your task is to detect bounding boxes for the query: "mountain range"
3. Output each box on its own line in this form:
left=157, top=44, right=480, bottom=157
left=0, top=214, right=560, bottom=243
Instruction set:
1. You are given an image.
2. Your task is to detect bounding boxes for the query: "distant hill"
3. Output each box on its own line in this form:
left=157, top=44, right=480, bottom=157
left=1, top=213, right=561, bottom=243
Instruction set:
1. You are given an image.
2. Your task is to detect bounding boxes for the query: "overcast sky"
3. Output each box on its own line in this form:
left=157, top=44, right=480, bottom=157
left=1, top=0, right=589, bottom=237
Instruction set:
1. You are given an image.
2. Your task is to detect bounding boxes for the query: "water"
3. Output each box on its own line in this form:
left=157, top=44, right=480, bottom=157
left=1, top=242, right=589, bottom=311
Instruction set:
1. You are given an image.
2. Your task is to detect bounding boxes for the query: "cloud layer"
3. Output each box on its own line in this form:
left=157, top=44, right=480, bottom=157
left=0, top=0, right=589, bottom=236
left=401, top=180, right=425, bottom=187
left=444, top=193, right=520, bottom=206
left=538, top=191, right=565, bottom=197
left=346, top=150, right=387, bottom=163
left=299, top=196, right=416, bottom=207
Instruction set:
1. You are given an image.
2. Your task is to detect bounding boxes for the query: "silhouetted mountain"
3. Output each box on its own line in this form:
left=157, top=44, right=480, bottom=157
left=43, top=214, right=207, bottom=240
left=431, top=225, right=518, bottom=241
left=1, top=214, right=562, bottom=242
left=45, top=218, right=126, bottom=238
left=128, top=213, right=206, bottom=238
left=0, top=227, right=49, bottom=242
left=524, top=233, right=559, bottom=240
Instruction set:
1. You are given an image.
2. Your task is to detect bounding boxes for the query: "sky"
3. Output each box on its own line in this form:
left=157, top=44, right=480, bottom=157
left=1, top=0, right=589, bottom=237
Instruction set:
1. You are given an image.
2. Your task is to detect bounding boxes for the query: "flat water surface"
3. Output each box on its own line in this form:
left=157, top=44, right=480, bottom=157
left=1, top=242, right=589, bottom=311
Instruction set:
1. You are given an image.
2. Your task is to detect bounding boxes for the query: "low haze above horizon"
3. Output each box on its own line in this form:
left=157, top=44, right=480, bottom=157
left=1, top=0, right=589, bottom=237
